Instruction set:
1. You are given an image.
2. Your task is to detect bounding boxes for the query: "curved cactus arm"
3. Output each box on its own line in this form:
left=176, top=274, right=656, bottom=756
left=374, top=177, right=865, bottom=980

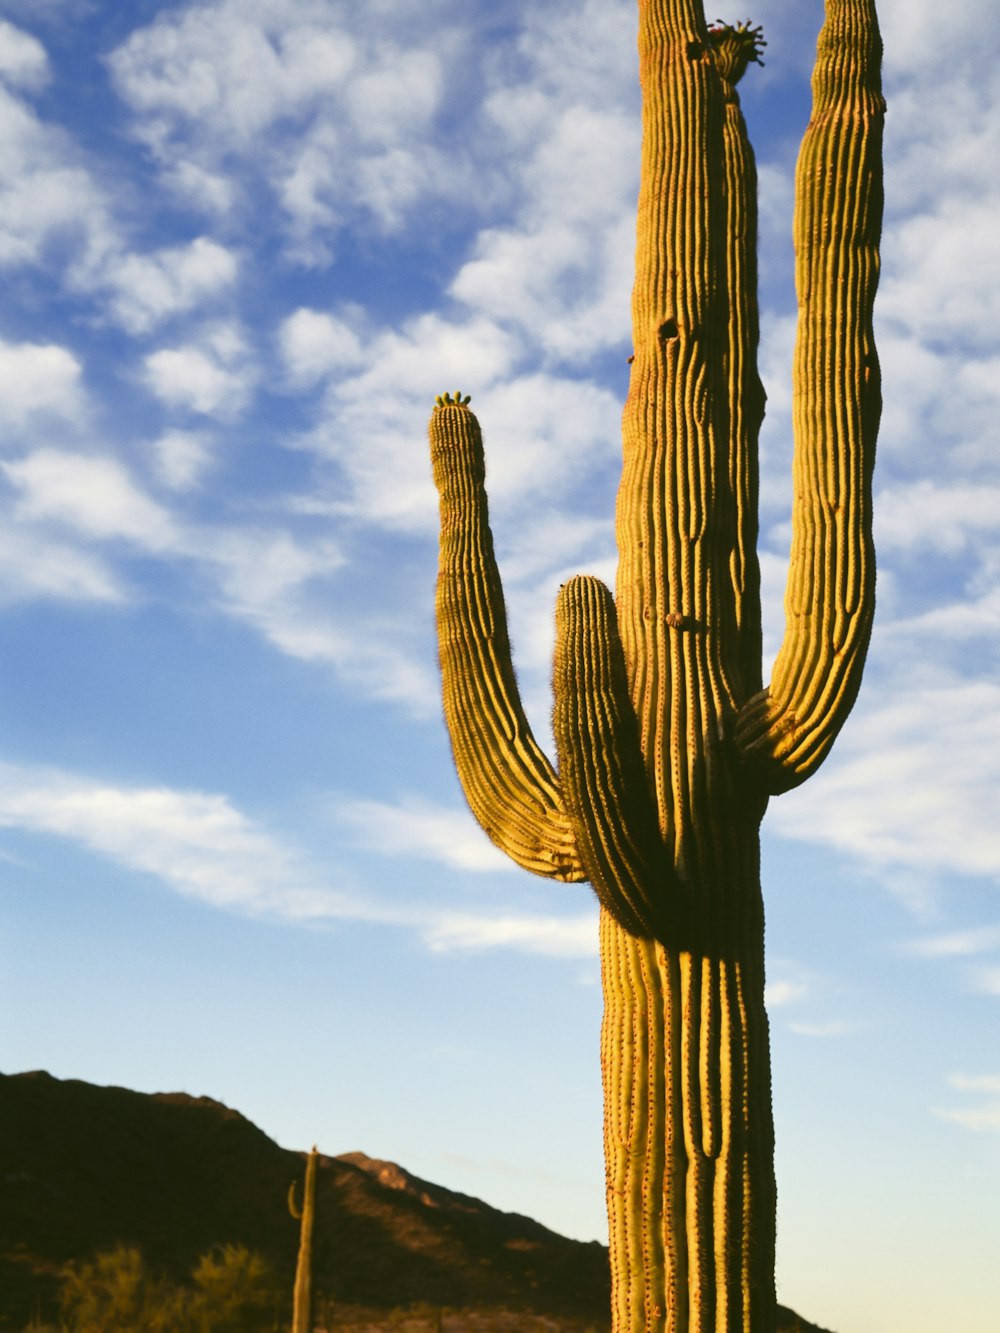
left=287, top=1180, right=302, bottom=1220
left=553, top=576, right=678, bottom=940
left=710, top=22, right=767, bottom=700
left=735, top=0, right=884, bottom=792
left=429, top=394, right=585, bottom=882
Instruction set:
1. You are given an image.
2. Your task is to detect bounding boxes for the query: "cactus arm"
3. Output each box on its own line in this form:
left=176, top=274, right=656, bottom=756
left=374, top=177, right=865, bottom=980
left=553, top=575, right=678, bottom=940
left=287, top=1180, right=302, bottom=1220
left=735, top=0, right=884, bottom=792
left=429, top=394, right=585, bottom=881
left=710, top=23, right=767, bottom=700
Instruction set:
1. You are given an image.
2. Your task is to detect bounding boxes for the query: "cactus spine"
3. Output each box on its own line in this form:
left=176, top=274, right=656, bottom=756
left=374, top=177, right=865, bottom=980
left=427, top=2, right=883, bottom=1330
left=288, top=1146, right=318, bottom=1333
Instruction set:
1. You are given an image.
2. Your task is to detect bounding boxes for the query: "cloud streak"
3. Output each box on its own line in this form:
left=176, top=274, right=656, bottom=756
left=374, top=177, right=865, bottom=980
left=0, top=758, right=595, bottom=958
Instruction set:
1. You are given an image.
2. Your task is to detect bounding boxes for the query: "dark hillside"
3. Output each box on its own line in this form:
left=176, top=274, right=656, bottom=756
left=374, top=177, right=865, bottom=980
left=0, top=1070, right=834, bottom=1333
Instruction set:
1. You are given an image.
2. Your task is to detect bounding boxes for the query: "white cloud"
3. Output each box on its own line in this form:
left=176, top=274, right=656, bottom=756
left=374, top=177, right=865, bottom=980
left=879, top=198, right=1000, bottom=355
left=151, top=430, right=214, bottom=491
left=450, top=211, right=634, bottom=363
left=421, top=910, right=598, bottom=958
left=305, top=324, right=620, bottom=536
left=934, top=1106, right=1000, bottom=1133
left=335, top=795, right=514, bottom=874
left=770, top=676, right=1000, bottom=888
left=295, top=313, right=516, bottom=531
left=0, top=757, right=600, bottom=957
left=0, top=527, right=124, bottom=605
left=143, top=323, right=254, bottom=418
left=948, top=1074, right=1000, bottom=1095
left=448, top=19, right=639, bottom=364
left=0, top=19, right=50, bottom=91
left=788, top=1021, right=854, bottom=1039
left=765, top=978, right=808, bottom=1009
left=106, top=2, right=454, bottom=256
left=0, top=760, right=352, bottom=921
left=904, top=927, right=1000, bottom=959
left=104, top=236, right=239, bottom=334
left=0, top=338, right=84, bottom=429
left=2, top=449, right=179, bottom=551
left=933, top=1070, right=1000, bottom=1134
left=279, top=308, right=365, bottom=386
left=109, top=6, right=358, bottom=145
left=203, top=527, right=438, bottom=709
left=345, top=46, right=439, bottom=143
left=0, top=81, right=114, bottom=273
left=875, top=482, right=1000, bottom=556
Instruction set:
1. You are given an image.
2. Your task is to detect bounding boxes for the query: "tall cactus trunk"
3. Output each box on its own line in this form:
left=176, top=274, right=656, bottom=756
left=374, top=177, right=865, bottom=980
left=288, top=1146, right=317, bottom=1333
left=602, top=917, right=773, bottom=1331
left=426, top=1, right=884, bottom=1330
left=601, top=10, right=776, bottom=1327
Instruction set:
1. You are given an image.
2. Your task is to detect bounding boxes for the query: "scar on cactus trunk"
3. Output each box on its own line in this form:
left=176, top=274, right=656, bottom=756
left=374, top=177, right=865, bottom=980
left=427, top=1, right=883, bottom=1330
left=288, top=1146, right=317, bottom=1333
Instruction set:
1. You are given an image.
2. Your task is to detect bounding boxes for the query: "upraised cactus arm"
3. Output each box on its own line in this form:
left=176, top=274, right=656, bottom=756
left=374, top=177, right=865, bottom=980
left=429, top=397, right=680, bottom=934
left=735, top=0, right=884, bottom=791
left=428, top=394, right=584, bottom=882
left=553, top=575, right=674, bottom=939
left=711, top=21, right=767, bottom=698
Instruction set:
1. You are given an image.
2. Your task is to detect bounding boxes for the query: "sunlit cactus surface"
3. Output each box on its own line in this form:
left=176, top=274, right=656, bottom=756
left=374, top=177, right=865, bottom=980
left=427, top=1, right=884, bottom=1329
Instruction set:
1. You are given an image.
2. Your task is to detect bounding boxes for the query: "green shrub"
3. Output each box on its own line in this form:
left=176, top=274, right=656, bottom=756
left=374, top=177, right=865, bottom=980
left=52, top=1242, right=278, bottom=1333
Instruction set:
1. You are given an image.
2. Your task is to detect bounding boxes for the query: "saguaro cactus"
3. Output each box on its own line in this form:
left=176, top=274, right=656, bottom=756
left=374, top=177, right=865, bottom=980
left=288, top=1145, right=318, bottom=1333
left=427, top=1, right=883, bottom=1330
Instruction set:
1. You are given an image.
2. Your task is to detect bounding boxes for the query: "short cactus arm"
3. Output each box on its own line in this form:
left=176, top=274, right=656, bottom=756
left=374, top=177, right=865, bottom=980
left=736, top=0, right=884, bottom=791
left=553, top=576, right=676, bottom=940
left=429, top=395, right=585, bottom=881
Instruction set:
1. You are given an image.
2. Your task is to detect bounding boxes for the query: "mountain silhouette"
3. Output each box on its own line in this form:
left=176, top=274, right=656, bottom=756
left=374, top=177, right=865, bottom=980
left=0, top=1069, right=834, bottom=1332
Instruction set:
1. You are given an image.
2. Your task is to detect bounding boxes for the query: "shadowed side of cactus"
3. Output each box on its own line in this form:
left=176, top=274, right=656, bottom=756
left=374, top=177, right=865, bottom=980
left=288, top=1146, right=318, bottom=1333
left=427, top=2, right=883, bottom=1330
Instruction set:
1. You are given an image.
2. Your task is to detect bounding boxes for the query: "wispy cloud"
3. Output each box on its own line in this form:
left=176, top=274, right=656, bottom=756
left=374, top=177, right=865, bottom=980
left=103, top=237, right=240, bottom=335
left=0, top=527, right=123, bottom=605
left=769, top=676, right=1000, bottom=890
left=0, top=45, right=115, bottom=275
left=933, top=1071, right=1000, bottom=1134
left=0, top=18, right=49, bottom=91
left=903, top=927, right=1000, bottom=959
left=764, top=977, right=809, bottom=1009
left=0, top=759, right=348, bottom=920
left=0, top=757, right=595, bottom=958
left=105, top=0, right=462, bottom=262
left=0, top=339, right=85, bottom=431
left=334, top=794, right=514, bottom=874
left=787, top=1020, right=855, bottom=1039
left=421, top=910, right=597, bottom=958
left=143, top=322, right=255, bottom=419
left=2, top=449, right=180, bottom=550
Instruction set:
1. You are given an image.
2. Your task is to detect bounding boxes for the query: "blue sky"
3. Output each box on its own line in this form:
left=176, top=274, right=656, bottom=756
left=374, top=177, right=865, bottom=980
left=0, top=1, right=998, bottom=1329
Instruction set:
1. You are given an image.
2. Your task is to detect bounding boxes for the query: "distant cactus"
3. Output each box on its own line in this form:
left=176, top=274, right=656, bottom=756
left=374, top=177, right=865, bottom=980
left=288, top=1146, right=318, bottom=1333
left=427, top=1, right=884, bottom=1329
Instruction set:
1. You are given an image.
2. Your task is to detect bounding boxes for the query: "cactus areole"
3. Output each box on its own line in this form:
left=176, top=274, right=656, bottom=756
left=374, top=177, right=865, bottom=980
left=427, top=1, right=883, bottom=1329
